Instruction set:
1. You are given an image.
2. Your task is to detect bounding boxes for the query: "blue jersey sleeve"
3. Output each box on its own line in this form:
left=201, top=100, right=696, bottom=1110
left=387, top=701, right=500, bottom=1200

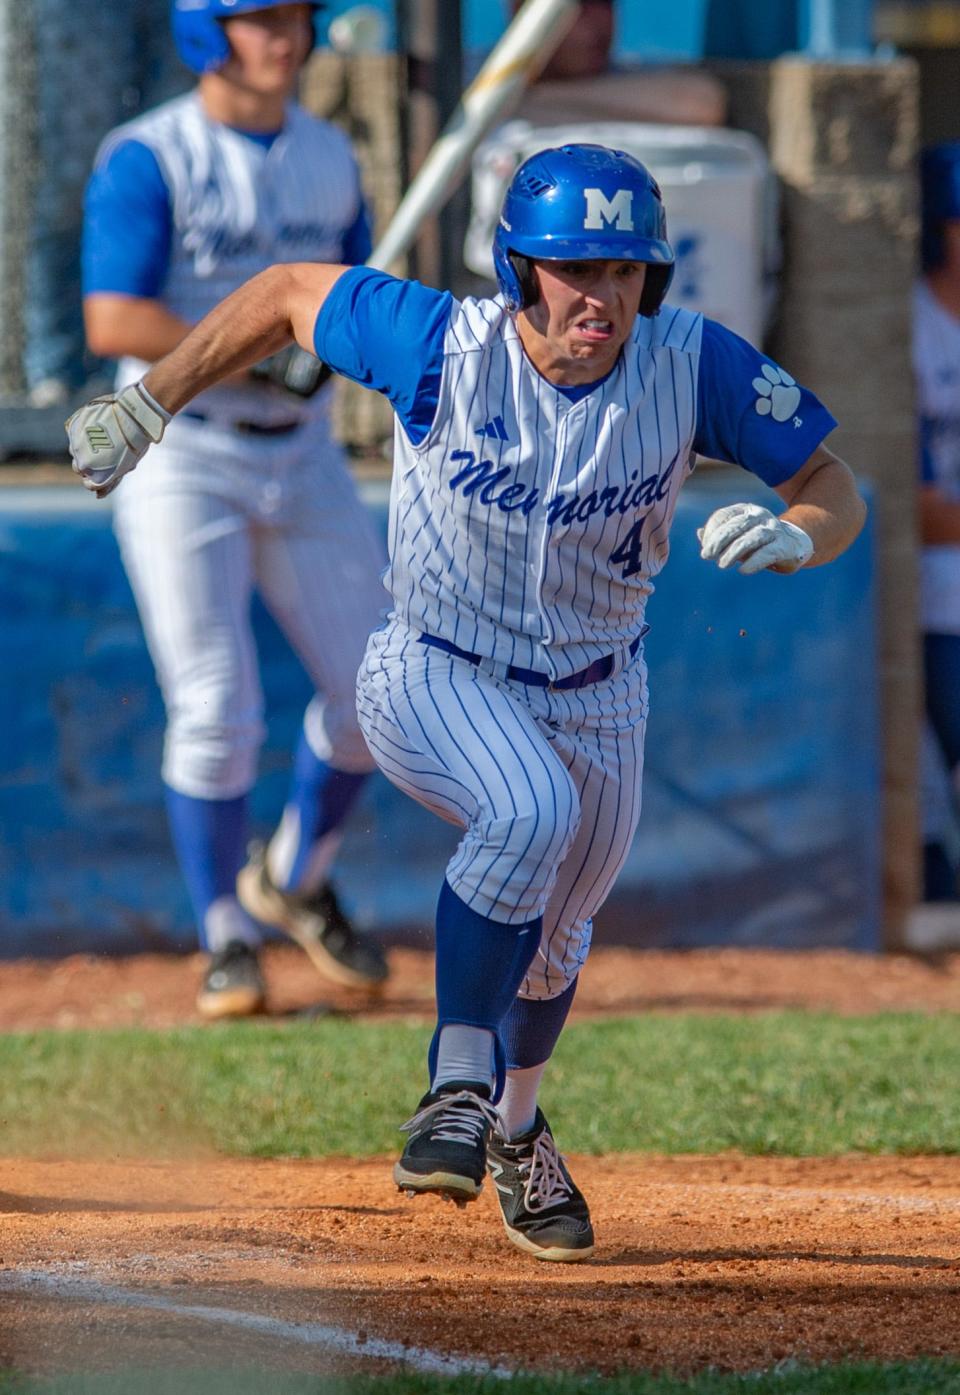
left=694, top=318, right=837, bottom=486
left=313, top=267, right=453, bottom=444
left=82, top=139, right=172, bottom=298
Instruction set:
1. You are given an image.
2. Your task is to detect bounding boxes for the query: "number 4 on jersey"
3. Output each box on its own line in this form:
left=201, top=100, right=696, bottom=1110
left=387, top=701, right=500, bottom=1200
left=610, top=516, right=647, bottom=578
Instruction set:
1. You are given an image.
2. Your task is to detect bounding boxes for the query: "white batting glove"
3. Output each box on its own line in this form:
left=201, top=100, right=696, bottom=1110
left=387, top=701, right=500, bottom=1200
left=65, top=381, right=171, bottom=499
left=697, top=502, right=814, bottom=575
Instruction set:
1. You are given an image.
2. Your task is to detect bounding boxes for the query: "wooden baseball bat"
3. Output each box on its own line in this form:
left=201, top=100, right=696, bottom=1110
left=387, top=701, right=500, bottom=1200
left=367, top=0, right=580, bottom=272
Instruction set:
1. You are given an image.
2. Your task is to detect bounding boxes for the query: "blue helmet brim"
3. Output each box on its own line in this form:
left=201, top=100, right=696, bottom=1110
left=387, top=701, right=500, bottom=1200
left=500, top=229, right=674, bottom=266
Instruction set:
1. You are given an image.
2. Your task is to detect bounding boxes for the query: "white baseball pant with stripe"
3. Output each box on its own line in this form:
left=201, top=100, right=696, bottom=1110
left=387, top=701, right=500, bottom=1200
left=357, top=618, right=648, bottom=999
left=114, top=412, right=387, bottom=800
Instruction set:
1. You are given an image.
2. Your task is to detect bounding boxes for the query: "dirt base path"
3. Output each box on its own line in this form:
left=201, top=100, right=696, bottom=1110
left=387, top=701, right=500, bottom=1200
left=3, top=1153, right=960, bottom=1378
left=5, top=945, right=960, bottom=1032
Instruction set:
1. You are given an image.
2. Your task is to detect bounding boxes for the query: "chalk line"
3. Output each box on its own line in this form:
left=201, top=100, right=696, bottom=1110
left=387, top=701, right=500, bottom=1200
left=0, top=1267, right=510, bottom=1379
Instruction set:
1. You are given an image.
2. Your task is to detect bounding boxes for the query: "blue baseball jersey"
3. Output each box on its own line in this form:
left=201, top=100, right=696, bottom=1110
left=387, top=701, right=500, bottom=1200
left=83, top=92, right=371, bottom=424
left=314, top=268, right=835, bottom=678
left=84, top=132, right=371, bottom=300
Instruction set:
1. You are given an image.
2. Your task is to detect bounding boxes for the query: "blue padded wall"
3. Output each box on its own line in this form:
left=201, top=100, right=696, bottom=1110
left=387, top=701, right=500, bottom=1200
left=0, top=471, right=879, bottom=956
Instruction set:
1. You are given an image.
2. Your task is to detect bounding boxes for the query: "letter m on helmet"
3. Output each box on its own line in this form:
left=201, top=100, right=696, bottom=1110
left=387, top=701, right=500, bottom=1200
left=582, top=187, right=635, bottom=232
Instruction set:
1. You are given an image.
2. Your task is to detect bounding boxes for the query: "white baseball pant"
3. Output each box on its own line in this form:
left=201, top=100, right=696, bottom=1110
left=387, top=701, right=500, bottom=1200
left=356, top=618, right=648, bottom=999
left=113, top=412, right=387, bottom=800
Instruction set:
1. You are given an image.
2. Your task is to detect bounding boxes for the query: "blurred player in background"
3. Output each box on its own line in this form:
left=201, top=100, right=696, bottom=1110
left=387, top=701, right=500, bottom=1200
left=68, top=143, right=865, bottom=1259
left=81, top=0, right=389, bottom=1017
left=914, top=143, right=960, bottom=902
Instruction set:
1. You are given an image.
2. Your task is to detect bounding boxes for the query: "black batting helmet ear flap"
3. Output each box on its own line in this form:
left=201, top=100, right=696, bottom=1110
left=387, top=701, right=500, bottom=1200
left=638, top=263, right=674, bottom=318
left=509, top=253, right=540, bottom=311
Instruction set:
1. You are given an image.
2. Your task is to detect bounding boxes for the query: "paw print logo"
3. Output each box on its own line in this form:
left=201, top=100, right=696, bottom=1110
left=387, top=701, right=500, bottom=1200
left=752, top=364, right=802, bottom=423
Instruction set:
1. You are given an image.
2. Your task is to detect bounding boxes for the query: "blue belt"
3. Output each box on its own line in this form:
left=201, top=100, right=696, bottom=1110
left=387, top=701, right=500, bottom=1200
left=417, top=632, right=642, bottom=690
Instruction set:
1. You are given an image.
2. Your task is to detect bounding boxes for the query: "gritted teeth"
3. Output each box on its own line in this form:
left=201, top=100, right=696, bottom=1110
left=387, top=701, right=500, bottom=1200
left=581, top=319, right=612, bottom=330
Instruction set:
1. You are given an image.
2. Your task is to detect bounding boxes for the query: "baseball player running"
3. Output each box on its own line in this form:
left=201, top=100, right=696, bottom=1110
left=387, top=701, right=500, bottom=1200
left=80, top=0, right=389, bottom=1017
left=68, top=143, right=865, bottom=1258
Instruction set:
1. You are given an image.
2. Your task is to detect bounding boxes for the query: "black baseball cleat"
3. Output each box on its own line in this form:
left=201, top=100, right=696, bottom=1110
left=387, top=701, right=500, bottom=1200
left=486, top=1108, right=595, bottom=1261
left=196, top=940, right=266, bottom=1020
left=237, top=845, right=389, bottom=992
left=394, top=1081, right=501, bottom=1206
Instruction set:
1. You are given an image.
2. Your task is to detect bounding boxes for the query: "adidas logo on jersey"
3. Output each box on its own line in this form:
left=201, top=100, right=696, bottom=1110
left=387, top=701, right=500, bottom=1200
left=475, top=415, right=510, bottom=442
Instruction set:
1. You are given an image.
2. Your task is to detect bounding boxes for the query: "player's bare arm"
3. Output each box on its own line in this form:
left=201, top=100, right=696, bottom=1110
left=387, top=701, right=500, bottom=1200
left=770, top=444, right=867, bottom=565
left=699, top=444, right=865, bottom=576
left=84, top=295, right=193, bottom=364
left=142, top=261, right=349, bottom=413
left=66, top=262, right=349, bottom=498
left=85, top=287, right=331, bottom=398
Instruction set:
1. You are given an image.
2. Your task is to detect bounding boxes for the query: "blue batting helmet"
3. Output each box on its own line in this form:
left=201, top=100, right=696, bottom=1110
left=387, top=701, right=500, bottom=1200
left=493, top=144, right=675, bottom=316
left=172, top=0, right=324, bottom=76
left=921, top=143, right=960, bottom=272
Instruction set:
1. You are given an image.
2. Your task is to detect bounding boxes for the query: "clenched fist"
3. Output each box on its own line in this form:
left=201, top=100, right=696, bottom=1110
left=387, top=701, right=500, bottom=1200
left=249, top=344, right=332, bottom=398
left=698, top=502, right=814, bottom=575
left=65, top=381, right=171, bottom=499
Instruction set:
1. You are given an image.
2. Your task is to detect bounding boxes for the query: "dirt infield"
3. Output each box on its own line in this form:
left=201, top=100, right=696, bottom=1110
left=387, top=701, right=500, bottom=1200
left=3, top=1153, right=960, bottom=1378
left=5, top=943, right=960, bottom=1031
left=3, top=947, right=960, bottom=1378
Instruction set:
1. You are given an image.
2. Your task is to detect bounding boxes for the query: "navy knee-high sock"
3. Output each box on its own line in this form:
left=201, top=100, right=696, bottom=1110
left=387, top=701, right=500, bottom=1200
left=429, top=879, right=542, bottom=1100
left=503, top=976, right=579, bottom=1071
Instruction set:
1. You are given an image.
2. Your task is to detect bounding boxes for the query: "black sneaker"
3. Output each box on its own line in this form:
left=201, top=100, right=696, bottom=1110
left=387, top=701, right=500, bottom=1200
left=196, top=940, right=266, bottom=1020
left=237, top=846, right=389, bottom=992
left=486, top=1108, right=595, bottom=1261
left=394, top=1080, right=500, bottom=1206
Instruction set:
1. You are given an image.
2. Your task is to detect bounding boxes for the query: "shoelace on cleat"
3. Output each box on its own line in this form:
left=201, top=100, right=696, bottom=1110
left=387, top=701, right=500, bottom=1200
left=400, top=1090, right=501, bottom=1148
left=516, top=1129, right=574, bottom=1213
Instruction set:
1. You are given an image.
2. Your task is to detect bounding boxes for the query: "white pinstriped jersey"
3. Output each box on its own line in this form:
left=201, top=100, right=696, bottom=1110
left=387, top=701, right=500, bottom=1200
left=341, top=270, right=834, bottom=970
left=95, top=92, right=365, bottom=424
left=315, top=270, right=835, bottom=680
left=387, top=298, right=699, bottom=681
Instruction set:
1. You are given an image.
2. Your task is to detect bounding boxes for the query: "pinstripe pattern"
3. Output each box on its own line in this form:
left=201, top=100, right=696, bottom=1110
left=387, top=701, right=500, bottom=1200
left=385, top=298, right=701, bottom=681
left=357, top=620, right=647, bottom=996
left=115, top=416, right=386, bottom=798
left=358, top=295, right=702, bottom=1001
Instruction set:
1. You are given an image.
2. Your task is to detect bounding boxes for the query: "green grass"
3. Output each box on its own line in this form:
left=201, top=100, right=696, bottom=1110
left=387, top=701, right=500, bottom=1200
left=1, top=1012, right=959, bottom=1158
left=2, top=1360, right=960, bottom=1394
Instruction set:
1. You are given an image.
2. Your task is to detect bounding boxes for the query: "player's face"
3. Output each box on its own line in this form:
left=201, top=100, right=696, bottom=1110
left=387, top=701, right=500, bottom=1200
left=519, top=258, right=647, bottom=385
left=221, top=4, right=314, bottom=94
